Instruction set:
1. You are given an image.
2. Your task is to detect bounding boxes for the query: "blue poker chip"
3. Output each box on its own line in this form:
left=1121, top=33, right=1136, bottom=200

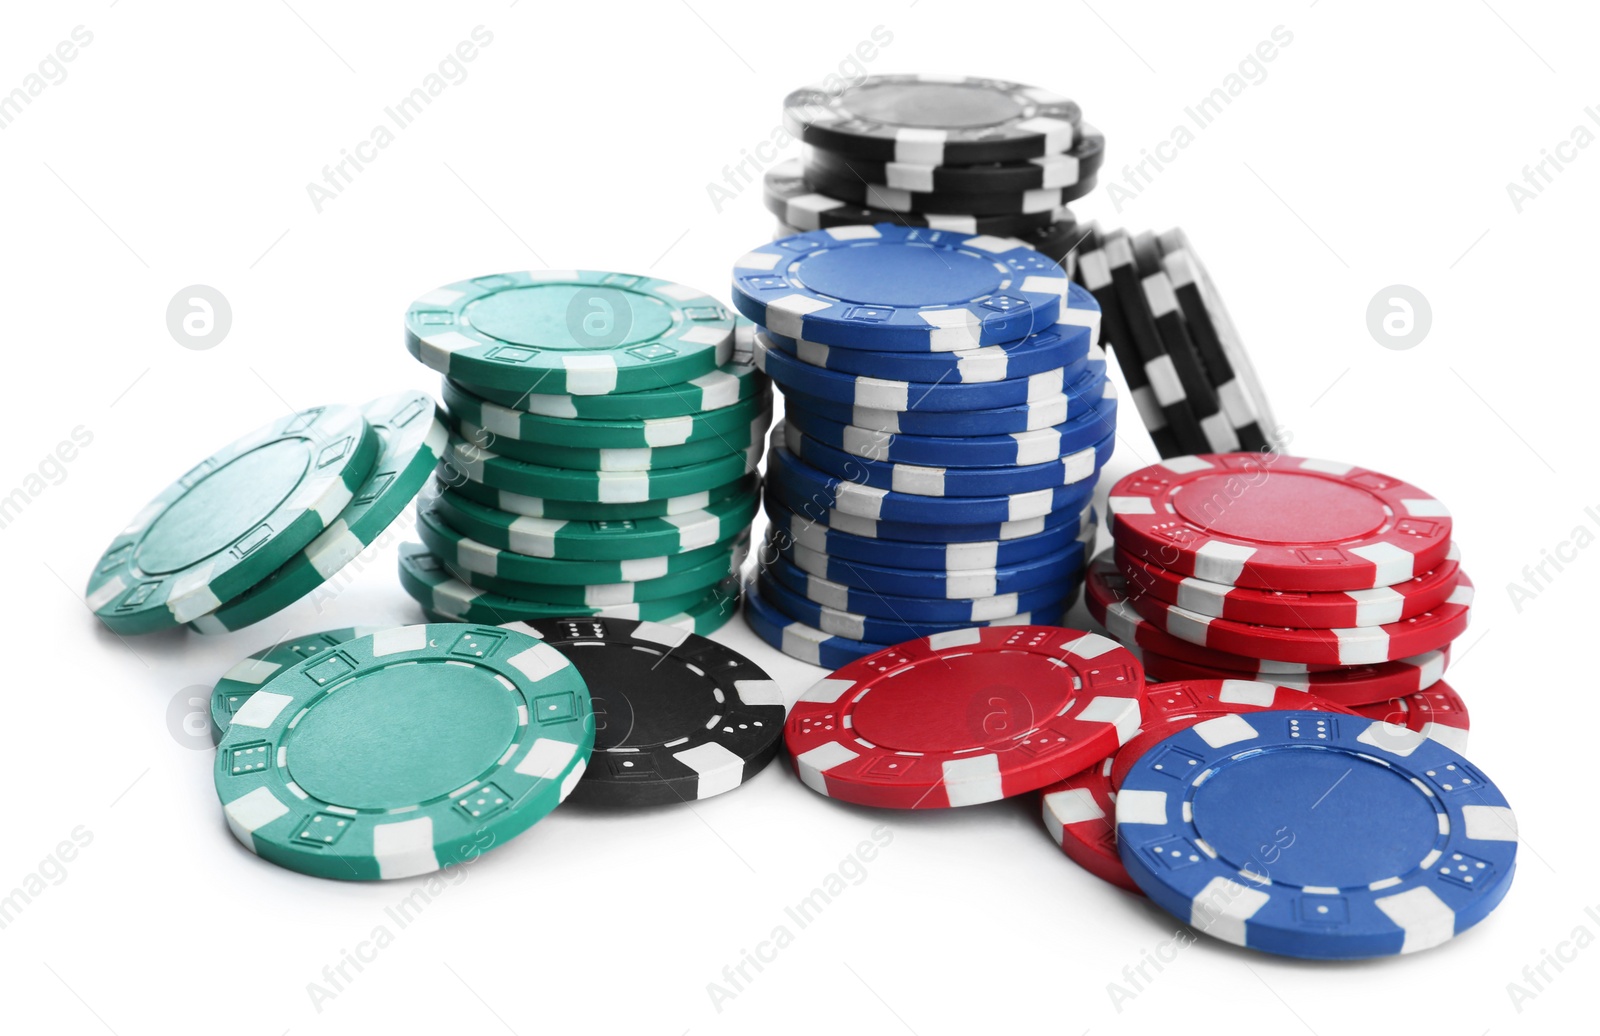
left=768, top=434, right=1097, bottom=524
left=784, top=353, right=1107, bottom=435
left=787, top=387, right=1118, bottom=468
left=765, top=480, right=1094, bottom=544
left=742, top=581, right=890, bottom=667
left=770, top=528, right=1089, bottom=598
left=766, top=493, right=1091, bottom=569
left=1116, top=709, right=1518, bottom=960
left=759, top=281, right=1099, bottom=383
left=781, top=420, right=1114, bottom=497
left=731, top=224, right=1072, bottom=351
left=756, top=332, right=1102, bottom=412
left=764, top=553, right=1085, bottom=623
left=755, top=571, right=1068, bottom=644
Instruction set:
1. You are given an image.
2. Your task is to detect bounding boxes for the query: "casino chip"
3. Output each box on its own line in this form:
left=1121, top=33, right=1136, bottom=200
left=191, top=392, right=447, bottom=633
left=774, top=532, right=1088, bottom=599
left=782, top=369, right=1108, bottom=435
left=1041, top=757, right=1140, bottom=894
left=801, top=158, right=1098, bottom=216
left=441, top=378, right=771, bottom=448
left=443, top=435, right=759, bottom=502
left=1350, top=680, right=1471, bottom=752
left=766, top=479, right=1093, bottom=545
left=404, top=271, right=736, bottom=396
left=451, top=404, right=770, bottom=470
left=448, top=537, right=748, bottom=607
left=761, top=158, right=1058, bottom=236
left=742, top=581, right=893, bottom=668
left=209, top=628, right=379, bottom=744
left=1108, top=454, right=1453, bottom=592
left=765, top=553, right=1079, bottom=625
left=786, top=627, right=1142, bottom=808
left=1116, top=710, right=1517, bottom=958
left=87, top=404, right=379, bottom=634
left=756, top=570, right=1066, bottom=645
left=802, top=131, right=1105, bottom=195
left=215, top=624, right=595, bottom=881
left=444, top=469, right=757, bottom=521
left=504, top=617, right=783, bottom=806
left=1138, top=647, right=1451, bottom=707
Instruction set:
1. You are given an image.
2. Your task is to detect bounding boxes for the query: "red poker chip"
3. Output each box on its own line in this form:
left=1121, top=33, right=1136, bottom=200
left=1086, top=551, right=1344, bottom=675
left=1115, top=544, right=1463, bottom=629
left=785, top=626, right=1143, bottom=809
left=1107, top=453, right=1453, bottom=592
left=1039, top=756, right=1142, bottom=894
left=1115, top=567, right=1474, bottom=666
left=1350, top=680, right=1471, bottom=752
left=1107, top=678, right=1357, bottom=788
left=1137, top=645, right=1450, bottom=707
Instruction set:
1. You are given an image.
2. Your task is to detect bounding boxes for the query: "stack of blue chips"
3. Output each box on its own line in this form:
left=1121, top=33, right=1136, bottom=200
left=729, top=223, right=1118, bottom=667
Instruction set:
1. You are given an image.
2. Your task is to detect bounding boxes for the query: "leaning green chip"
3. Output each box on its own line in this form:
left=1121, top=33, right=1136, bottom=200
left=210, top=627, right=380, bottom=744
left=86, top=404, right=379, bottom=634
left=450, top=406, right=771, bottom=470
left=216, top=623, right=593, bottom=881
left=405, top=270, right=735, bottom=396
left=453, top=536, right=749, bottom=605
left=441, top=469, right=757, bottom=520
left=443, top=436, right=760, bottom=503
left=190, top=392, right=448, bottom=634
left=431, top=481, right=759, bottom=561
left=440, top=378, right=770, bottom=448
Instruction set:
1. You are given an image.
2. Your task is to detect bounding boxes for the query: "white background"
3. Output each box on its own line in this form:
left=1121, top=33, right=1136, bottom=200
left=1, top=1, right=1594, bottom=1032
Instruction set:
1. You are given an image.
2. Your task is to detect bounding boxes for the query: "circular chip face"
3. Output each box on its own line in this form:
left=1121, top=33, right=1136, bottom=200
left=503, top=617, right=784, bottom=807
left=1115, top=709, right=1517, bottom=959
left=773, top=531, right=1088, bottom=599
left=1108, top=454, right=1454, bottom=592
left=1349, top=680, right=1471, bottom=753
left=756, top=571, right=1066, bottom=645
left=214, top=624, right=594, bottom=881
left=1137, top=646, right=1451, bottom=708
left=783, top=75, right=1082, bottom=165
left=787, top=626, right=1142, bottom=808
left=761, top=158, right=1059, bottom=236
left=766, top=478, right=1092, bottom=545
left=405, top=271, right=735, bottom=396
left=441, top=378, right=771, bottom=448
left=87, top=404, right=379, bottom=634
left=191, top=392, right=448, bottom=634
left=742, top=581, right=892, bottom=668
left=766, top=553, right=1081, bottom=625
left=443, top=435, right=759, bottom=503
left=1040, top=757, right=1142, bottom=893
left=803, top=131, right=1105, bottom=195
left=443, top=468, right=757, bottom=521
left=1116, top=545, right=1464, bottom=630
left=210, top=628, right=380, bottom=744
left=802, top=159, right=1097, bottom=216
left=731, top=224, right=1072, bottom=351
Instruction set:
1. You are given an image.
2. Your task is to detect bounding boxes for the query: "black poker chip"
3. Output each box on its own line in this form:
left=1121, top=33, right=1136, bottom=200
left=507, top=617, right=785, bottom=807
left=803, top=130, right=1105, bottom=195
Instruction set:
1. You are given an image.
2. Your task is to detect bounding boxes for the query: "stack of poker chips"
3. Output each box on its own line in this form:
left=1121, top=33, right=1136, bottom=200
left=395, top=271, right=771, bottom=635
left=1087, top=453, right=1473, bottom=748
left=764, top=74, right=1102, bottom=269
left=1073, top=225, right=1276, bottom=458
left=730, top=224, right=1117, bottom=666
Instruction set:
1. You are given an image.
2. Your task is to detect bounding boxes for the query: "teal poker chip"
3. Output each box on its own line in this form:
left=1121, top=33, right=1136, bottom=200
left=405, top=270, right=735, bottom=396
left=440, top=377, right=771, bottom=448
left=431, top=481, right=759, bottom=561
left=442, top=435, right=760, bottom=503
left=215, top=623, right=594, bottom=881
left=86, top=404, right=379, bottom=634
left=450, top=404, right=771, bottom=470
left=442, top=468, right=757, bottom=521
left=191, top=392, right=448, bottom=633
left=210, top=628, right=381, bottom=744
left=453, top=535, right=749, bottom=605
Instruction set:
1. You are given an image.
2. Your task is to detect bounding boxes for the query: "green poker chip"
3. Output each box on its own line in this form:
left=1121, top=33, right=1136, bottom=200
left=86, top=404, right=380, bottom=634
left=215, top=623, right=594, bottom=881
left=432, top=481, right=758, bottom=562
left=451, top=317, right=765, bottom=420
left=442, top=435, right=760, bottom=503
left=441, top=469, right=757, bottom=521
left=454, top=536, right=748, bottom=605
left=440, top=378, right=771, bottom=448
left=191, top=392, right=448, bottom=634
left=417, top=493, right=744, bottom=585
left=210, top=627, right=381, bottom=744
left=450, top=405, right=771, bottom=470
left=399, top=543, right=739, bottom=625
left=405, top=270, right=735, bottom=396
left=420, top=585, right=742, bottom=635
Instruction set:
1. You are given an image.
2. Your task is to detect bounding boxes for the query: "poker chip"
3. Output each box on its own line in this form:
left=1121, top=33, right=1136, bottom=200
left=756, top=570, right=1065, bottom=645
left=189, top=392, right=448, bottom=634
left=786, top=627, right=1142, bottom=808
left=1350, top=681, right=1471, bottom=752
left=87, top=404, right=380, bottom=634
left=731, top=224, right=1071, bottom=351
left=451, top=412, right=769, bottom=472
left=1131, top=232, right=1237, bottom=452
left=430, top=481, right=760, bottom=561
left=761, top=158, right=1059, bottom=235
left=443, top=435, right=759, bottom=503
left=209, top=628, right=380, bottom=744
left=215, top=624, right=595, bottom=881
left=1116, top=710, right=1517, bottom=958
left=742, top=580, right=893, bottom=668
left=765, top=553, right=1078, bottom=625
left=505, top=617, right=782, bottom=806
left=449, top=537, right=748, bottom=607
left=783, top=75, right=1081, bottom=165
left=783, top=418, right=1113, bottom=497
left=801, top=157, right=1097, bottom=216
left=766, top=480, right=1092, bottom=544
left=1137, top=647, right=1451, bottom=707
left=1117, top=544, right=1465, bottom=629
left=444, top=469, right=757, bottom=521
left=783, top=368, right=1108, bottom=435
left=404, top=271, right=736, bottom=396
left=773, top=532, right=1088, bottom=599
left=1040, top=758, right=1140, bottom=893
left=802, top=131, right=1104, bottom=195
left=1107, top=454, right=1453, bottom=592
left=442, top=378, right=771, bottom=448
left=785, top=390, right=1117, bottom=469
